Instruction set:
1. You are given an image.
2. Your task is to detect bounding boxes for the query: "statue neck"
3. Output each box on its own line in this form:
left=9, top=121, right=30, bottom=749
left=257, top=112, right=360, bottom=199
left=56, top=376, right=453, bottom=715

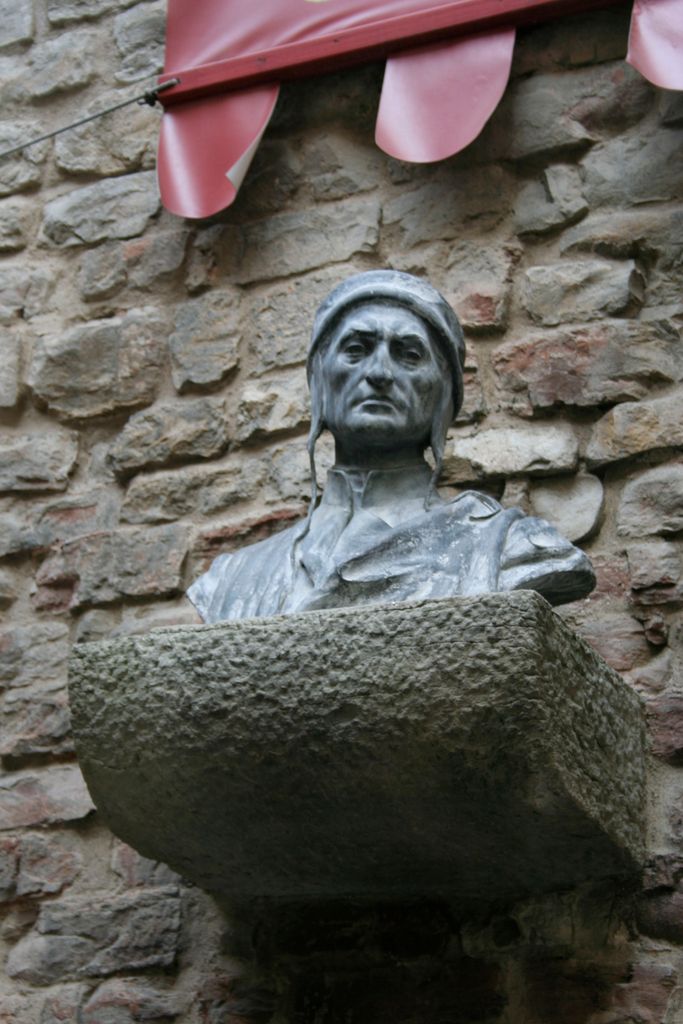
left=332, top=441, right=429, bottom=473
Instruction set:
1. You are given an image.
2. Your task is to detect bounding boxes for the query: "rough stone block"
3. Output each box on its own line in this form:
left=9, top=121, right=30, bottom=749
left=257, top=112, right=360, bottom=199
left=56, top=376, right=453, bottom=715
left=587, top=392, right=683, bottom=467
left=22, top=30, right=97, bottom=98
left=7, top=886, right=180, bottom=984
left=647, top=696, right=683, bottom=767
left=237, top=199, right=380, bottom=283
left=40, top=985, right=88, bottom=1024
left=81, top=979, right=184, bottom=1023
left=445, top=423, right=578, bottom=481
left=29, top=308, right=164, bottom=421
left=0, top=621, right=69, bottom=689
left=383, top=166, right=511, bottom=247
left=0, top=329, right=21, bottom=408
left=121, top=459, right=264, bottom=525
left=108, top=398, right=230, bottom=476
left=0, top=834, right=81, bottom=902
left=114, top=1, right=166, bottom=83
left=575, top=613, right=651, bottom=674
left=529, top=474, right=603, bottom=543
left=512, top=7, right=631, bottom=75
left=169, top=293, right=240, bottom=393
left=582, top=129, right=683, bottom=207
left=34, top=524, right=188, bottom=611
left=184, top=223, right=244, bottom=293
left=0, top=123, right=47, bottom=196
left=1, top=687, right=73, bottom=758
left=0, top=265, right=54, bottom=318
left=110, top=839, right=180, bottom=888
left=0, top=567, right=17, bottom=608
left=47, top=0, right=134, bottom=25
left=77, top=243, right=127, bottom=301
left=244, top=267, right=344, bottom=374
left=492, top=321, right=682, bottom=413
left=618, top=464, right=683, bottom=538
left=236, top=370, right=309, bottom=442
left=0, top=765, right=94, bottom=830
left=560, top=206, right=683, bottom=260
left=515, top=164, right=587, bottom=236
left=522, top=259, right=643, bottom=326
left=0, top=0, right=33, bottom=49
left=0, top=197, right=34, bottom=251
left=442, top=242, right=519, bottom=333
left=303, top=132, right=384, bottom=201
left=69, top=592, right=646, bottom=905
left=0, top=430, right=78, bottom=493
left=42, top=172, right=159, bottom=247
left=55, top=100, right=156, bottom=176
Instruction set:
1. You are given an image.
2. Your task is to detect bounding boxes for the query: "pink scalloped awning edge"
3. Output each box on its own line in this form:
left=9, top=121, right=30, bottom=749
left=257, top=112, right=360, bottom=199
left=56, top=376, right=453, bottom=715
left=627, top=0, right=683, bottom=90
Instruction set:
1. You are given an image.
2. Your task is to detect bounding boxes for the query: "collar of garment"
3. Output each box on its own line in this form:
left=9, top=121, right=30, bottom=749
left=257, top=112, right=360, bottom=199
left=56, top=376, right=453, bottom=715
left=320, top=462, right=434, bottom=526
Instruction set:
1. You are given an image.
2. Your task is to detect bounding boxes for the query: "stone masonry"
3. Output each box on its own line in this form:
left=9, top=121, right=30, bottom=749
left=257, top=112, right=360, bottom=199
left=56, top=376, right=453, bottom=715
left=1, top=2, right=682, bottom=1021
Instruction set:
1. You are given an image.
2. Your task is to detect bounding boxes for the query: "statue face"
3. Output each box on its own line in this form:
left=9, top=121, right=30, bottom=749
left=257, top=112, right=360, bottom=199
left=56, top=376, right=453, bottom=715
left=320, top=301, right=445, bottom=449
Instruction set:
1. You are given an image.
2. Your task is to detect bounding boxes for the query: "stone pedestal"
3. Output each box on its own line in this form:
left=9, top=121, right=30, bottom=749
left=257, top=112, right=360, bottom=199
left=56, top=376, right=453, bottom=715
left=68, top=592, right=646, bottom=908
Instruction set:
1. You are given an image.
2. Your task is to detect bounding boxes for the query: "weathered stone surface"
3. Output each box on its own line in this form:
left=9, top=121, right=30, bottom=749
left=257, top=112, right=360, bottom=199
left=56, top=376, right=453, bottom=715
left=0, top=265, right=54, bottom=318
left=383, top=166, right=511, bottom=247
left=512, top=7, right=631, bottom=75
left=121, top=459, right=264, bottom=524
left=0, top=329, right=21, bottom=408
left=0, top=765, right=94, bottom=830
left=42, top=172, right=159, bottom=247
left=29, top=308, right=164, bottom=420
left=7, top=887, right=180, bottom=984
left=587, top=393, right=683, bottom=467
left=236, top=370, right=309, bottom=442
left=493, top=321, right=682, bottom=413
left=522, top=259, right=643, bottom=326
left=0, top=0, right=33, bottom=49
left=0, top=430, right=78, bottom=493
left=0, top=621, right=69, bottom=689
left=47, top=0, right=134, bottom=25
left=576, top=613, right=652, bottom=673
left=110, top=840, right=179, bottom=888
left=660, top=89, right=683, bottom=127
left=445, top=424, right=578, bottom=481
left=529, top=474, right=603, bottom=543
left=169, top=293, right=240, bottom=393
left=442, top=243, right=519, bottom=333
left=184, top=223, right=244, bottom=294
left=628, top=541, right=682, bottom=605
left=22, top=30, right=97, bottom=99
left=69, top=592, right=646, bottom=903
left=33, top=525, right=188, bottom=611
left=582, top=129, right=683, bottom=207
left=109, top=398, right=229, bottom=477
left=1, top=687, right=73, bottom=758
left=560, top=205, right=683, bottom=259
left=647, top=696, right=683, bottom=767
left=303, top=133, right=384, bottom=201
left=0, top=123, right=47, bottom=196
left=237, top=199, right=380, bottom=283
left=0, top=567, right=17, bottom=608
left=245, top=267, right=344, bottom=373
left=55, top=100, right=156, bottom=176
left=0, top=834, right=81, bottom=902
left=114, top=1, right=165, bottom=83
left=0, top=197, right=34, bottom=251
left=81, top=979, right=184, bottom=1023
left=618, top=464, right=683, bottom=537
left=77, top=243, right=127, bottom=301
left=515, top=164, right=587, bottom=236
left=78, top=229, right=187, bottom=301
left=41, top=985, right=87, bottom=1024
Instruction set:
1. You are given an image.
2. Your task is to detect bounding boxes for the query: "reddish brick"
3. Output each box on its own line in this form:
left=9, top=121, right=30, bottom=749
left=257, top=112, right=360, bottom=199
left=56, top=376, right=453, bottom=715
left=609, top=962, right=678, bottom=1022
left=0, top=765, right=94, bottom=830
left=576, top=613, right=652, bottom=672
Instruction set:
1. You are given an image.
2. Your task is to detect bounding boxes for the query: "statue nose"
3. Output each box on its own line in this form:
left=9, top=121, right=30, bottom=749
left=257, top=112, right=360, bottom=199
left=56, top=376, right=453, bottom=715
left=365, top=347, right=394, bottom=389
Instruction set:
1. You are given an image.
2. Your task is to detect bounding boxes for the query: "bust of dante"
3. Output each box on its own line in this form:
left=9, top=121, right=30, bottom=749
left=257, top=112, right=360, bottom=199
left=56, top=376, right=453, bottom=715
left=188, top=271, right=595, bottom=622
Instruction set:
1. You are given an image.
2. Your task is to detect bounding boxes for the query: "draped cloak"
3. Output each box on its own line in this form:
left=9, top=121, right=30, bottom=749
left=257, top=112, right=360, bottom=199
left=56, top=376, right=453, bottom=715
left=188, top=464, right=595, bottom=623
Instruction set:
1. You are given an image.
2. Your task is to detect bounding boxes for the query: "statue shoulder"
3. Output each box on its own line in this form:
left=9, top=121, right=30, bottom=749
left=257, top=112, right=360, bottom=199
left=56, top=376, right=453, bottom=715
left=444, top=489, right=507, bottom=520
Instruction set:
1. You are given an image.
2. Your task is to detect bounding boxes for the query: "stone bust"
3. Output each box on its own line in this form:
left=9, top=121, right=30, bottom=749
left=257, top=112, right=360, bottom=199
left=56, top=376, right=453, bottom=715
left=188, top=271, right=595, bottom=622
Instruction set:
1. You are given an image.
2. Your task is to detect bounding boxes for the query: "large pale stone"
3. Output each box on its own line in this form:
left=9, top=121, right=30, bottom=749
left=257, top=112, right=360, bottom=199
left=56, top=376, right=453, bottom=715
left=618, top=464, right=683, bottom=537
left=0, top=329, right=21, bottom=408
left=587, top=393, right=683, bottom=467
left=442, top=242, right=519, bottom=333
left=235, top=370, right=309, bottom=442
left=515, top=164, right=587, bottom=236
left=0, top=197, right=34, bottom=251
left=0, top=123, right=48, bottom=197
left=108, top=398, right=230, bottom=476
left=582, top=130, right=683, bottom=207
left=22, top=30, right=97, bottom=98
left=114, top=1, right=165, bottom=82
left=522, top=260, right=643, bottom=326
left=0, top=765, right=94, bottom=830
left=493, top=321, right=681, bottom=413
left=0, top=265, right=54, bottom=318
left=42, top=172, right=159, bottom=247
left=55, top=100, right=156, bottom=176
left=169, top=293, right=240, bottom=393
left=0, top=430, right=78, bottom=493
left=121, top=460, right=265, bottom=524
left=69, top=592, right=646, bottom=904
left=47, top=0, right=135, bottom=25
left=237, top=199, right=380, bottom=283
left=529, top=474, right=604, bottom=543
left=0, top=0, right=33, bottom=49
left=29, top=308, right=164, bottom=420
left=445, top=424, right=578, bottom=481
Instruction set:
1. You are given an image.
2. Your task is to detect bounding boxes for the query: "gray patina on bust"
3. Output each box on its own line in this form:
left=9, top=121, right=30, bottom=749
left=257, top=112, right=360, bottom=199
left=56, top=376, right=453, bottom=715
left=188, top=271, right=595, bottom=622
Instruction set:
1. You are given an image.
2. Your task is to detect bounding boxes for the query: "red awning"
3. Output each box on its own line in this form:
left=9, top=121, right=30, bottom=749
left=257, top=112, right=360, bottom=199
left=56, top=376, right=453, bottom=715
left=157, top=0, right=683, bottom=219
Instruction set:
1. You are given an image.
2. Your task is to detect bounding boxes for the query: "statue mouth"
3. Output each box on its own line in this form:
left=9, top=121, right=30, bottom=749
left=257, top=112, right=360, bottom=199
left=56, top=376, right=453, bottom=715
left=356, top=396, right=399, bottom=413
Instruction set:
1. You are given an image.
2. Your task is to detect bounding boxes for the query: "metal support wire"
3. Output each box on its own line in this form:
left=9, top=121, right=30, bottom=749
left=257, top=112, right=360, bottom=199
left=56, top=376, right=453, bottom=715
left=0, top=78, right=180, bottom=162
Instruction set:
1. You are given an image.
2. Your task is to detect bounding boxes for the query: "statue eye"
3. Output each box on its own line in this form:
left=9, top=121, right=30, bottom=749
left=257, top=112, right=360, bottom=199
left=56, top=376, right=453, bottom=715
left=396, top=342, right=425, bottom=365
left=341, top=338, right=369, bottom=360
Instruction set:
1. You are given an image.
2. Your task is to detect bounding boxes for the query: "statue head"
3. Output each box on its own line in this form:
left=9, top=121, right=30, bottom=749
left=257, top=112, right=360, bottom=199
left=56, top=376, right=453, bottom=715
left=306, top=271, right=465, bottom=498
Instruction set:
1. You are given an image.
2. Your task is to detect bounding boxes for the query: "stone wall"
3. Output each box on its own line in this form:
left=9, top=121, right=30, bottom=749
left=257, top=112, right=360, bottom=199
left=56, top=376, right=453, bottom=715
left=1, top=0, right=682, bottom=1020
